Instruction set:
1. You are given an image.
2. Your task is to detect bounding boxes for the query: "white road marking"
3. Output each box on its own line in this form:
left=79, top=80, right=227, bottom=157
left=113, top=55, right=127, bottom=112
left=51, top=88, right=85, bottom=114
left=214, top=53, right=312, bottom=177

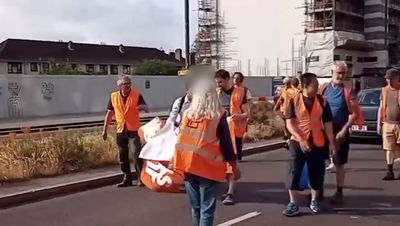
left=217, top=211, right=262, bottom=226
left=334, top=207, right=400, bottom=211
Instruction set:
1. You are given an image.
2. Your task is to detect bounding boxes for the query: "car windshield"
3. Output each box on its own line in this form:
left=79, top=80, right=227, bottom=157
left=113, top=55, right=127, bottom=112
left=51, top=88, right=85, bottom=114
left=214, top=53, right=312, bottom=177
left=358, top=90, right=380, bottom=106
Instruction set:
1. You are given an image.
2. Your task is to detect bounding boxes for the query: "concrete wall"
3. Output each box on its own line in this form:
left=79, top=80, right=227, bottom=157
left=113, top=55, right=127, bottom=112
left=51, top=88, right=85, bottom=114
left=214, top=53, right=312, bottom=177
left=0, top=75, right=272, bottom=119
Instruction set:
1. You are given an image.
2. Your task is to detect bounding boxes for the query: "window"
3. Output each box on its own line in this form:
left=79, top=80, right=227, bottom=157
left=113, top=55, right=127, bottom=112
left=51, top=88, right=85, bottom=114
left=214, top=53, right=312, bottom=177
left=42, top=63, right=50, bottom=72
left=358, top=90, right=381, bottom=106
left=123, top=65, right=131, bottom=74
left=306, top=56, right=319, bottom=63
left=145, top=80, right=150, bottom=89
left=345, top=55, right=353, bottom=62
left=357, top=57, right=378, bottom=62
left=8, top=62, right=22, bottom=74
left=110, top=65, right=118, bottom=75
left=86, top=64, right=95, bottom=74
left=30, top=63, right=38, bottom=72
left=334, top=55, right=340, bottom=61
left=99, top=65, right=108, bottom=75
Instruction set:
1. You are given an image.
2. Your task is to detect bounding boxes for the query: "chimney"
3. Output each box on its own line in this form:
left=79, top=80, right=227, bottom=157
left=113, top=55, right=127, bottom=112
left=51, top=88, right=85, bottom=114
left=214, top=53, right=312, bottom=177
left=174, top=48, right=183, bottom=62
left=67, top=41, right=74, bottom=51
left=119, top=44, right=125, bottom=53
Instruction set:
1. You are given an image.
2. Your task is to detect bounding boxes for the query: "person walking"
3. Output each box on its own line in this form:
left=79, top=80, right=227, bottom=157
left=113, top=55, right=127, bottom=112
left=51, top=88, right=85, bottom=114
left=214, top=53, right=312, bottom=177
left=173, top=78, right=240, bottom=226
left=102, top=75, right=149, bottom=187
left=283, top=72, right=336, bottom=216
left=214, top=69, right=250, bottom=205
left=378, top=69, right=400, bottom=180
left=318, top=61, right=361, bottom=204
left=169, top=80, right=193, bottom=128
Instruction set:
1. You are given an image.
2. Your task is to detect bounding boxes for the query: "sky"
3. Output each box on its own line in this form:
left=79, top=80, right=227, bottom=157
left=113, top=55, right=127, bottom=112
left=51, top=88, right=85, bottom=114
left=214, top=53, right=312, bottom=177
left=0, top=0, right=304, bottom=75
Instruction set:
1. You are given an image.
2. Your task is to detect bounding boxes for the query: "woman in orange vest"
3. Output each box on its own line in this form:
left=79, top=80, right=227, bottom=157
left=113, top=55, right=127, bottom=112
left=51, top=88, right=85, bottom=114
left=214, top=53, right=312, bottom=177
left=283, top=72, right=336, bottom=217
left=102, top=75, right=149, bottom=187
left=173, top=78, right=240, bottom=226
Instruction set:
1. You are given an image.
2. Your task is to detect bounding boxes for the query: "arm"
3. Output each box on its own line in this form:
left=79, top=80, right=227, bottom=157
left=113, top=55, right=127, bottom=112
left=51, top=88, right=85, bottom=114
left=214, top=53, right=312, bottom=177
left=217, top=113, right=237, bottom=162
left=102, top=110, right=114, bottom=140
left=168, top=98, right=181, bottom=124
left=322, top=101, right=336, bottom=156
left=284, top=100, right=302, bottom=141
left=273, top=96, right=283, bottom=112
left=138, top=94, right=149, bottom=113
left=377, top=99, right=383, bottom=135
left=344, top=95, right=359, bottom=130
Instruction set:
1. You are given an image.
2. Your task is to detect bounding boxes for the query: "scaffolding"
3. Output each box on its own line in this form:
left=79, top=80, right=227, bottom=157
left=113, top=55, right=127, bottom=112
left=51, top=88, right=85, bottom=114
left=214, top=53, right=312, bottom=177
left=195, top=0, right=227, bottom=68
left=305, top=0, right=334, bottom=32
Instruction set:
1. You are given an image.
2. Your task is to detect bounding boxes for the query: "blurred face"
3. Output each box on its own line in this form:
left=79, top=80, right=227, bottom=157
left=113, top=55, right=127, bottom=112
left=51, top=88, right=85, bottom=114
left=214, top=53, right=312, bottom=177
left=186, top=90, right=193, bottom=101
left=233, top=74, right=243, bottom=86
left=303, top=78, right=319, bottom=96
left=388, top=76, right=400, bottom=88
left=119, top=77, right=132, bottom=94
left=215, top=77, right=230, bottom=90
left=332, top=65, right=348, bottom=85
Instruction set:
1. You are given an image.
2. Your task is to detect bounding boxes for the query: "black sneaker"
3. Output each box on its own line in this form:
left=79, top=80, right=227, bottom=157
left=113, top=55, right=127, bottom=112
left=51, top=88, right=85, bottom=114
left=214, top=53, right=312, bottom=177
left=330, top=191, right=343, bottom=205
left=382, top=171, right=395, bottom=181
left=222, top=194, right=235, bottom=205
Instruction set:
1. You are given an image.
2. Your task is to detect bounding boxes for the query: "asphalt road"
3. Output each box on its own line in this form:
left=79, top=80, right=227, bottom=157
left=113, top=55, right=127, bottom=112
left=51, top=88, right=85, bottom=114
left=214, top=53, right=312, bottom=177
left=1, top=143, right=399, bottom=226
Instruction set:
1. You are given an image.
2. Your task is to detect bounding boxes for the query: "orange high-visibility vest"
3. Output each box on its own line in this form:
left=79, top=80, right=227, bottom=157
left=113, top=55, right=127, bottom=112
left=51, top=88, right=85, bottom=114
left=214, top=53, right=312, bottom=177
left=280, top=87, right=301, bottom=114
left=380, top=85, right=400, bottom=122
left=111, top=90, right=141, bottom=133
left=218, top=87, right=247, bottom=138
left=291, top=94, right=326, bottom=148
left=173, top=111, right=227, bottom=182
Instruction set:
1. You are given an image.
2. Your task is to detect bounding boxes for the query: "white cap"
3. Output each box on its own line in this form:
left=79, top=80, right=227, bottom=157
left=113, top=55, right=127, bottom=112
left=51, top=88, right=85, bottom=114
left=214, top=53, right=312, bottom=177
left=283, top=77, right=291, bottom=84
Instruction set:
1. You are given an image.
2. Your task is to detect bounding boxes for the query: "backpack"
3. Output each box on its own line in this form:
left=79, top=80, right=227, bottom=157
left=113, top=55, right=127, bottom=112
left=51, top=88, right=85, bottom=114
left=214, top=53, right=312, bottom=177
left=170, top=95, right=186, bottom=114
left=319, top=82, right=365, bottom=127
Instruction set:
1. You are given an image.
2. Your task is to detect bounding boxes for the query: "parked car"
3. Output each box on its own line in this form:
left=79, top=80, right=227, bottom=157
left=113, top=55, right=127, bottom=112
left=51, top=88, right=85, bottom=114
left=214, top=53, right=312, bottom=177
left=350, top=88, right=381, bottom=139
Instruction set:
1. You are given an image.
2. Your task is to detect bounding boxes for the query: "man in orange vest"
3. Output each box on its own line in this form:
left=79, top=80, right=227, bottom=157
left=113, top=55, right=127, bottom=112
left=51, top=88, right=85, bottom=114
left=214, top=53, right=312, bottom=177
left=283, top=72, right=336, bottom=216
left=173, top=78, right=240, bottom=226
left=102, top=75, right=149, bottom=187
left=378, top=69, right=400, bottom=180
left=318, top=61, right=361, bottom=205
left=215, top=69, right=249, bottom=206
left=233, top=72, right=253, bottom=103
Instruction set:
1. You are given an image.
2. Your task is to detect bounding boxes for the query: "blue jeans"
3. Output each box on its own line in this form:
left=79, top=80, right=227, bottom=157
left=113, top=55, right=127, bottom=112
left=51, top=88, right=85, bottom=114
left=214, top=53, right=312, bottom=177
left=185, top=174, right=220, bottom=226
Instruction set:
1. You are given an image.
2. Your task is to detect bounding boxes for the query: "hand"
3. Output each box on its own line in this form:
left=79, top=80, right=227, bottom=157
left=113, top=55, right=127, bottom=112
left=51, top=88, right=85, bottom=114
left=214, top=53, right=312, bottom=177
left=299, top=139, right=310, bottom=152
left=329, top=143, right=337, bottom=158
left=102, top=131, right=107, bottom=141
left=137, top=105, right=149, bottom=113
left=336, top=129, right=347, bottom=144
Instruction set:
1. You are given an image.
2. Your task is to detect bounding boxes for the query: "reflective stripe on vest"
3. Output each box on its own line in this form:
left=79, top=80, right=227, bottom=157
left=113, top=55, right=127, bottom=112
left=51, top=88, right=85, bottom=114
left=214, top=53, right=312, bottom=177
left=111, top=90, right=141, bottom=133
left=175, top=143, right=224, bottom=162
left=292, top=94, right=326, bottom=147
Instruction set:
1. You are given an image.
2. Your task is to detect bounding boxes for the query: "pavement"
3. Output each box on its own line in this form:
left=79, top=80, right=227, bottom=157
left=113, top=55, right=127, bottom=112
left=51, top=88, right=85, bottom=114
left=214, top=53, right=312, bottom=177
left=1, top=143, right=399, bottom=226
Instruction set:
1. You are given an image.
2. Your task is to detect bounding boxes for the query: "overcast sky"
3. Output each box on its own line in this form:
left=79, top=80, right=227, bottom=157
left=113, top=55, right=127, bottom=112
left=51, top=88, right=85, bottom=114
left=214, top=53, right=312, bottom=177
left=0, top=0, right=304, bottom=75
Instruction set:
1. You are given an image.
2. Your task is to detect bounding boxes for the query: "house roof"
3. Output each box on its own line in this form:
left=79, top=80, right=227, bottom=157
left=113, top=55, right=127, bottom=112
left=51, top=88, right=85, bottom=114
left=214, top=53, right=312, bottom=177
left=0, top=38, right=184, bottom=66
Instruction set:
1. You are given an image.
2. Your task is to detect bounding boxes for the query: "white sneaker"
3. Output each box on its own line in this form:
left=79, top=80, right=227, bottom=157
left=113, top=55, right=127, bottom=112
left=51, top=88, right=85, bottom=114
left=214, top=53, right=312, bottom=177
left=326, top=162, right=335, bottom=171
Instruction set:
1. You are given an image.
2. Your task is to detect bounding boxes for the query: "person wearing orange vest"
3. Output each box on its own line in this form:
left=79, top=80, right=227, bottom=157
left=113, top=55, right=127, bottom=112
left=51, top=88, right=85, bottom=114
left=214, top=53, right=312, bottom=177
left=173, top=78, right=240, bottom=226
left=318, top=61, right=362, bottom=205
left=102, top=75, right=149, bottom=187
left=233, top=72, right=253, bottom=103
left=215, top=69, right=250, bottom=206
left=283, top=72, right=336, bottom=216
left=378, top=69, right=400, bottom=180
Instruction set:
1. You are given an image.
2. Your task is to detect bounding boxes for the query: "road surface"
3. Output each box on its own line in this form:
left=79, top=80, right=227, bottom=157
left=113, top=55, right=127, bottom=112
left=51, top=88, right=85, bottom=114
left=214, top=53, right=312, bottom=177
left=1, top=143, right=399, bottom=226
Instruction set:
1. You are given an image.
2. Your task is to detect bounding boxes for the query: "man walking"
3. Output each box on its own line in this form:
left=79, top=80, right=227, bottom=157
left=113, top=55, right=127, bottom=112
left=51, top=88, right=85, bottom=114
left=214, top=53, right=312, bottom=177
left=169, top=80, right=193, bottom=128
left=319, top=61, right=360, bottom=204
left=283, top=72, right=336, bottom=216
left=215, top=69, right=250, bottom=205
left=378, top=69, right=400, bottom=180
left=103, top=75, right=149, bottom=187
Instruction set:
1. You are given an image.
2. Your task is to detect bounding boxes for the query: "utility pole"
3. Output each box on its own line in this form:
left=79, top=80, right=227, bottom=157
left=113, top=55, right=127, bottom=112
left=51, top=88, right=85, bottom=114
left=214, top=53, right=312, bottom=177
left=184, top=0, right=190, bottom=68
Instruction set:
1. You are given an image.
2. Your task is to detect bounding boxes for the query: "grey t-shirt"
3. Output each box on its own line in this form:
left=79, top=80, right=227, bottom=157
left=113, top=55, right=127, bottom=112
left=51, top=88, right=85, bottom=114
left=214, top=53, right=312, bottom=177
left=385, top=89, right=400, bottom=123
left=218, top=87, right=247, bottom=116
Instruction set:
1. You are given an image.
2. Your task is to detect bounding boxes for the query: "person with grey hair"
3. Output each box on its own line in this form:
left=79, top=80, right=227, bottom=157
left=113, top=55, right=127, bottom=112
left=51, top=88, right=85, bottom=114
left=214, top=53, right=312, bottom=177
left=318, top=61, right=360, bottom=204
left=102, top=75, right=149, bottom=187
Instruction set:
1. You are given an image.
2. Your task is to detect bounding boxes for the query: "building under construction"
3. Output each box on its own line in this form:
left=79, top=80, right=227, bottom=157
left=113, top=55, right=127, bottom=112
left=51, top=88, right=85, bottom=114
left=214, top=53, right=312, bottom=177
left=304, top=0, right=400, bottom=81
left=195, top=0, right=227, bottom=69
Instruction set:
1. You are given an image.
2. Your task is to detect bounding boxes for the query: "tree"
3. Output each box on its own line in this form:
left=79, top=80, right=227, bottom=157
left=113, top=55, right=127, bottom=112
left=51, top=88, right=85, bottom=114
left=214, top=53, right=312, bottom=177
left=45, top=63, right=87, bottom=75
left=134, top=59, right=178, bottom=75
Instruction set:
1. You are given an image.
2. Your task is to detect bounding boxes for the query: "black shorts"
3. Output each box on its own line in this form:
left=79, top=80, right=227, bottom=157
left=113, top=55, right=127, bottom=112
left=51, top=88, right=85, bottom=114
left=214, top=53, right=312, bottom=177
left=332, top=133, right=350, bottom=166
left=286, top=140, right=326, bottom=191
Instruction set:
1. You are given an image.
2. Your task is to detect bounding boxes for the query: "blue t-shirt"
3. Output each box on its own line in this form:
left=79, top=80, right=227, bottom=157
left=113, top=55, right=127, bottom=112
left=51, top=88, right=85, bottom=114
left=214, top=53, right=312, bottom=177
left=325, top=84, right=349, bottom=132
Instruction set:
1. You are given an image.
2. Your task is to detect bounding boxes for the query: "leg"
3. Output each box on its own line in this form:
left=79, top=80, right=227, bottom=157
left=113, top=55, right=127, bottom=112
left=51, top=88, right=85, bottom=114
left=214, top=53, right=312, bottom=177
left=222, top=174, right=236, bottom=205
left=307, top=148, right=325, bottom=213
left=235, top=137, right=243, bottom=161
left=185, top=174, right=201, bottom=226
left=198, top=177, right=219, bottom=226
left=116, top=133, right=132, bottom=187
left=332, top=135, right=349, bottom=204
left=382, top=123, right=396, bottom=180
left=283, top=140, right=304, bottom=217
left=129, top=132, right=143, bottom=185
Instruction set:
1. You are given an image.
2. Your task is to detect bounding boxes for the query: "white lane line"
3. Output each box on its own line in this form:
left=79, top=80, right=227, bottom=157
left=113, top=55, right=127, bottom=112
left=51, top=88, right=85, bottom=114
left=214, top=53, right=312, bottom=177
left=334, top=207, right=400, bottom=211
left=217, top=211, right=262, bottom=226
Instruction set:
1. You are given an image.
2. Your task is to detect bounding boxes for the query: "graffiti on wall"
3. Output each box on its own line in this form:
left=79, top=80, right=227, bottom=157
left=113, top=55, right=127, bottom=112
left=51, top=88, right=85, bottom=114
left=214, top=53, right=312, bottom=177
left=8, top=82, right=23, bottom=118
left=41, top=81, right=55, bottom=101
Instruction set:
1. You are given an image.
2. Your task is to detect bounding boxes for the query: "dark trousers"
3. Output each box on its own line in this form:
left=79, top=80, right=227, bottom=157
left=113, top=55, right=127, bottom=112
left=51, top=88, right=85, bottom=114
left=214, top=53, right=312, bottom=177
left=235, top=137, right=243, bottom=161
left=116, top=131, right=143, bottom=180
